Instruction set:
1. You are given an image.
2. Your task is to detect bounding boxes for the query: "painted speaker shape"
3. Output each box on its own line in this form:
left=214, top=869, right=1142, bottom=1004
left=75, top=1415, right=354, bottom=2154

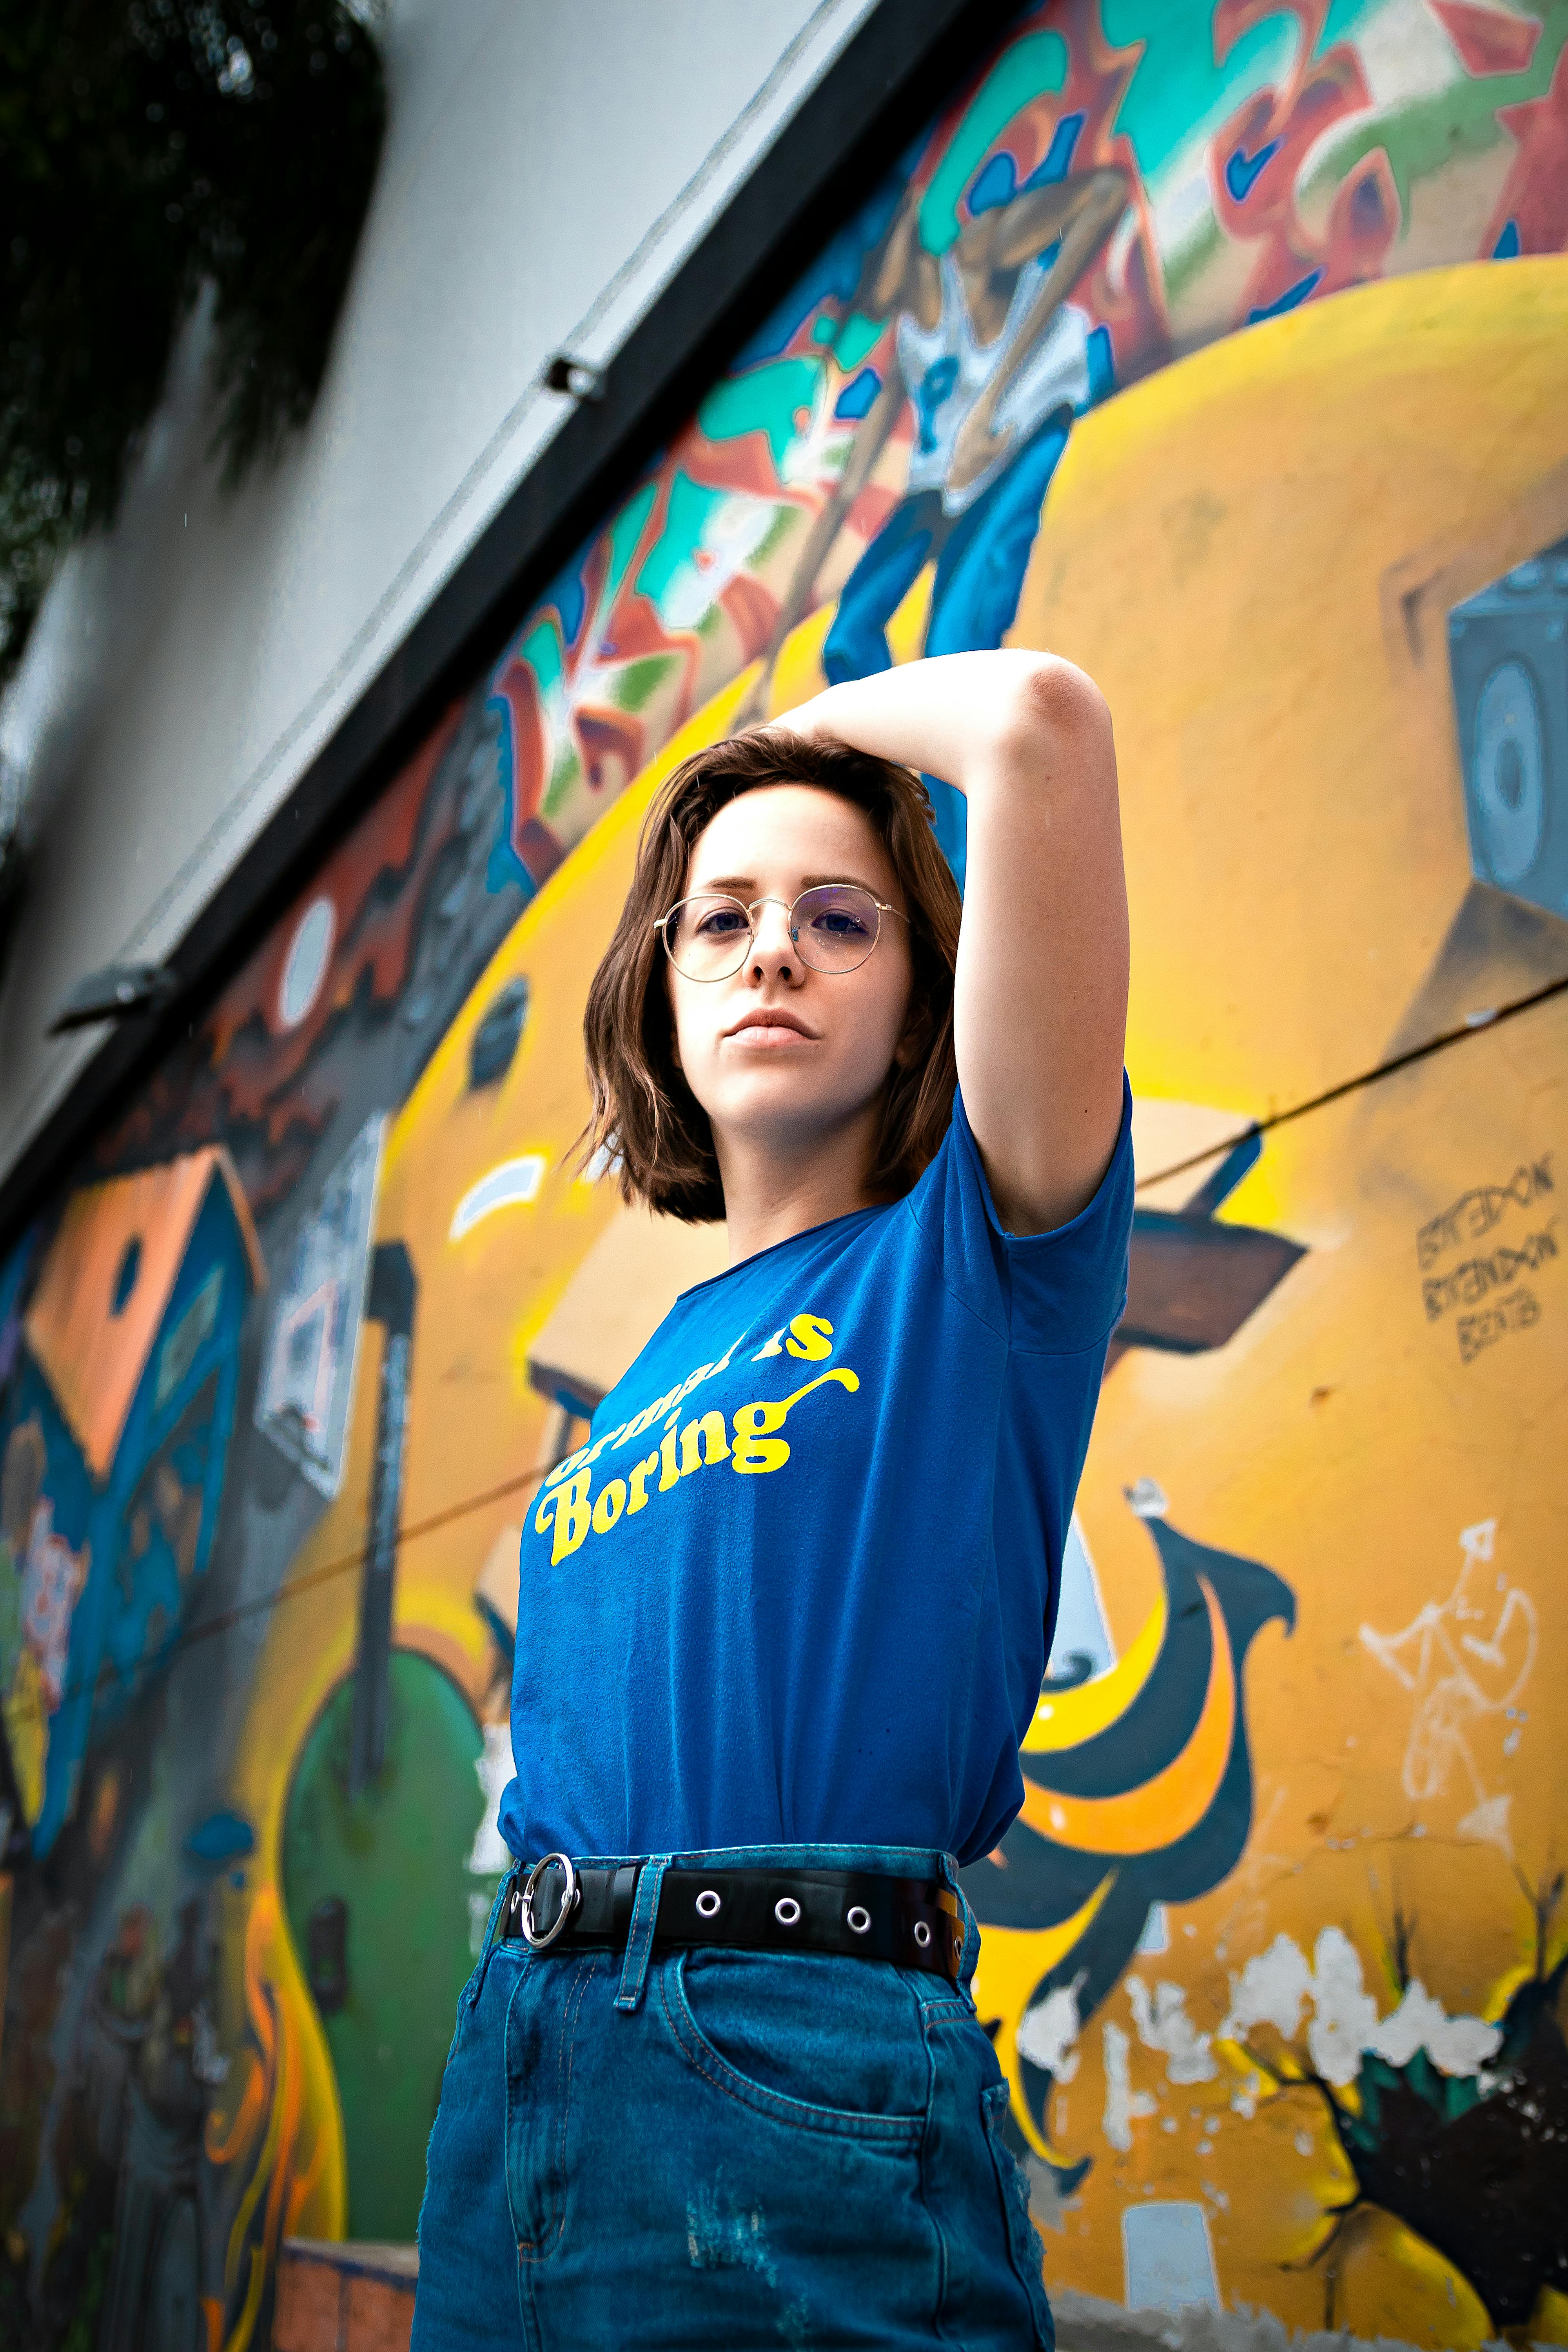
left=1447, top=536, right=1568, bottom=921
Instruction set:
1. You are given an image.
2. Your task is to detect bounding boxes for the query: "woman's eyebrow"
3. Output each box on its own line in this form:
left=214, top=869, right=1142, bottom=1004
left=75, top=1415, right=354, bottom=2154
left=690, top=873, right=886, bottom=897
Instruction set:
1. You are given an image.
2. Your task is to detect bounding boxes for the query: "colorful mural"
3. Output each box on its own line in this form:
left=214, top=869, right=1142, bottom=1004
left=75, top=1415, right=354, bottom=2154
left=2, top=3, right=1566, bottom=2345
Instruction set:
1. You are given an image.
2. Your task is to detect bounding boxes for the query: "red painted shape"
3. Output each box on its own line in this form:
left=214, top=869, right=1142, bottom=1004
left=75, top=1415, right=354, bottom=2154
left=1488, top=37, right=1568, bottom=252
left=1428, top=0, right=1542, bottom=78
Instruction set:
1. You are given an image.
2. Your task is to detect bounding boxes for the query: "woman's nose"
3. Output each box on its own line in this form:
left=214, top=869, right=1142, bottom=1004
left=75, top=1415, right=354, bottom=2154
left=748, top=898, right=798, bottom=975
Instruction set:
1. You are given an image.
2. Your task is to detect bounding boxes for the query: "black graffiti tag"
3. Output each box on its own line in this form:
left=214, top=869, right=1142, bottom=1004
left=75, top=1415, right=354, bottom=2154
left=1457, top=1287, right=1541, bottom=1365
left=1423, top=1223, right=1559, bottom=1323
left=1416, top=1157, right=1553, bottom=1270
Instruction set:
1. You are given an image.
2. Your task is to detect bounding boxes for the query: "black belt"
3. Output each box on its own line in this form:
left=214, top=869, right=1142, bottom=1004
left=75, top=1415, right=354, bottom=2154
left=500, top=1854, right=962, bottom=1981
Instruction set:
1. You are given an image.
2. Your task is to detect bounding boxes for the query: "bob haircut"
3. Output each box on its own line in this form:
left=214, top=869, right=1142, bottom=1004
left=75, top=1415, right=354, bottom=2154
left=582, top=731, right=963, bottom=1223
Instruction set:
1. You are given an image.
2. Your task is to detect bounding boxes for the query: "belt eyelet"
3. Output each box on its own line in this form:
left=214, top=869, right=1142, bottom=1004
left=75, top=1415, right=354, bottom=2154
left=913, top=1919, right=932, bottom=1949
left=774, top=1895, right=802, bottom=1927
left=846, top=1904, right=871, bottom=1935
left=695, top=1888, right=722, bottom=1919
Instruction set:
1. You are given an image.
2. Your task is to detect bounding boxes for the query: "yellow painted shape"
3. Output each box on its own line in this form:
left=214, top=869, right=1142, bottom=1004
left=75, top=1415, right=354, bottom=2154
left=1530, top=2288, right=1568, bottom=2346
left=1013, top=258, right=1568, bottom=1114
left=1023, top=1580, right=1168, bottom=1751
left=972, top=1873, right=1115, bottom=2160
left=1018, top=1579, right=1234, bottom=1854
left=885, top=560, right=934, bottom=667
left=1336, top=2206, right=1494, bottom=2350
left=768, top=603, right=834, bottom=716
left=765, top=556, right=933, bottom=719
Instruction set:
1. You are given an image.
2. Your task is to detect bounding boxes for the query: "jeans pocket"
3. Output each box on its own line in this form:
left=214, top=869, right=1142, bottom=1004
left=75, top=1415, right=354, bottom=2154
left=981, top=2082, right=1055, bottom=2348
left=661, top=1950, right=928, bottom=2145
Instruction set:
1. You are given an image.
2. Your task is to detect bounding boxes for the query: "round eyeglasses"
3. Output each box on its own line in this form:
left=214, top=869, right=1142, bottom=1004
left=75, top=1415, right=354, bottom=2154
left=655, top=885, right=906, bottom=983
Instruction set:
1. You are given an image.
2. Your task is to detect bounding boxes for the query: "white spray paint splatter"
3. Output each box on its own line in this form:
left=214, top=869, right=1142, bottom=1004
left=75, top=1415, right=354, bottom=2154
left=1218, top=1924, right=1501, bottom=2089
left=466, top=1720, right=516, bottom=1875
left=1127, top=1976, right=1219, bottom=2084
left=1102, top=2020, right=1158, bottom=2152
left=1017, top=1975, right=1083, bottom=2081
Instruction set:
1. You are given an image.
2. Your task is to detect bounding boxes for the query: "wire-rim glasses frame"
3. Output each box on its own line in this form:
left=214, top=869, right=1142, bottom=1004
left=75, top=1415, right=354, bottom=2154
left=653, top=884, right=908, bottom=982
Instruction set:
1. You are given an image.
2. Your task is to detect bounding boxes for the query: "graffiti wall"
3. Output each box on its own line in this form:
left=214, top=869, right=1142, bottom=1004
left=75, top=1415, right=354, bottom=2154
left=2, top=2, right=1566, bottom=2343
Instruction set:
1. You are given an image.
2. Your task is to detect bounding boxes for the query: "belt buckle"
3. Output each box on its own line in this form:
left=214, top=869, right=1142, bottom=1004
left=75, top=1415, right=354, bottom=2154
left=520, top=1852, right=579, bottom=1950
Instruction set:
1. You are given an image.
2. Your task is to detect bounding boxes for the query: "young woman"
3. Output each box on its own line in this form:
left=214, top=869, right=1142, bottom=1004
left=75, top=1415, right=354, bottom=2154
left=412, top=648, right=1132, bottom=2350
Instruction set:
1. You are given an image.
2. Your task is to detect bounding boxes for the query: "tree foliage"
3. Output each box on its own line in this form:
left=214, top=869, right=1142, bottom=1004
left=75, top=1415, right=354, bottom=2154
left=0, top=0, right=387, bottom=680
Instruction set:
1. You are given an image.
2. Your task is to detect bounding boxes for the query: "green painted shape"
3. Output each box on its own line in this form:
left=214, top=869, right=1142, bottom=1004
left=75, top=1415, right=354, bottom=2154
left=1298, top=4, right=1568, bottom=229
left=811, top=313, right=838, bottom=345
left=833, top=313, right=884, bottom=374
left=611, top=654, right=677, bottom=712
left=602, top=479, right=659, bottom=619
left=1100, top=0, right=1298, bottom=186
left=514, top=614, right=563, bottom=702
left=281, top=1651, right=486, bottom=2241
left=918, top=30, right=1068, bottom=256
left=635, top=470, right=739, bottom=614
left=697, top=359, right=821, bottom=475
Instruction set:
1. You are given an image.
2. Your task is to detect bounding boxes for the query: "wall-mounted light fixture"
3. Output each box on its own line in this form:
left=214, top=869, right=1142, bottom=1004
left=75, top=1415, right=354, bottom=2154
left=47, top=963, right=176, bottom=1035
left=544, top=354, right=606, bottom=403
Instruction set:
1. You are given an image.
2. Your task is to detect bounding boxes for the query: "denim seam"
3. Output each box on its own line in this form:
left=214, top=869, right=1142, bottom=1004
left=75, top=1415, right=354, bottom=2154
left=982, top=2081, right=1054, bottom=2344
left=658, top=1955, right=925, bottom=2147
left=515, top=1952, right=597, bottom=2261
left=914, top=2005, right=955, bottom=2345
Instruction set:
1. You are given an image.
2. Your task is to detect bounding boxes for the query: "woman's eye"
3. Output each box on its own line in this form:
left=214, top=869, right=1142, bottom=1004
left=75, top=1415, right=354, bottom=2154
left=695, top=907, right=746, bottom=937
left=810, top=909, right=870, bottom=938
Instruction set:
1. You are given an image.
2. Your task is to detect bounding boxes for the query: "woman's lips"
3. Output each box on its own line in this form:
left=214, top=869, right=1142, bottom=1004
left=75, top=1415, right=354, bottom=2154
left=725, top=1018, right=817, bottom=1048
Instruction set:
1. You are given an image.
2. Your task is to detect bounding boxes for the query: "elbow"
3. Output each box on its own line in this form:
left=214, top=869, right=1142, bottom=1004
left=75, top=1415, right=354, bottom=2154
left=999, top=654, right=1114, bottom=767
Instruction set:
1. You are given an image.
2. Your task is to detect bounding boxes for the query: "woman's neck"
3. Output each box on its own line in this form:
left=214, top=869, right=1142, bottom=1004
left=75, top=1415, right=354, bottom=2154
left=715, top=1105, right=889, bottom=1267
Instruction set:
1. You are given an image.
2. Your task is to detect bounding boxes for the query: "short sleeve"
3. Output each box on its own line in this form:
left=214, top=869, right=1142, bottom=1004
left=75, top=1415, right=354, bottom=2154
left=906, top=1073, right=1134, bottom=1356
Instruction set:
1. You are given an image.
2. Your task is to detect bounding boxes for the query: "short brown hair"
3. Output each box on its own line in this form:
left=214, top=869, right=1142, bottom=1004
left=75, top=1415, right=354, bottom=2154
left=582, top=731, right=962, bottom=1222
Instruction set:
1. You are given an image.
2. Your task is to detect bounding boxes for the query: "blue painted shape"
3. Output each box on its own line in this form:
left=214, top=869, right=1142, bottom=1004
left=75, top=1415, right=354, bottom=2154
left=111, top=1238, right=141, bottom=1317
left=834, top=366, right=881, bottom=422
left=1494, top=218, right=1521, bottom=259
left=549, top=555, right=587, bottom=650
left=1225, top=137, right=1279, bottom=201
left=730, top=170, right=906, bottom=369
left=185, top=1809, right=256, bottom=1866
left=22, top=1166, right=259, bottom=1856
left=1249, top=268, right=1322, bottom=323
left=914, top=354, right=959, bottom=454
left=969, top=151, right=1019, bottom=218
left=1084, top=323, right=1117, bottom=410
left=1184, top=1128, right=1263, bottom=1219
left=1024, top=110, right=1084, bottom=190
left=1123, top=2201, right=1221, bottom=2314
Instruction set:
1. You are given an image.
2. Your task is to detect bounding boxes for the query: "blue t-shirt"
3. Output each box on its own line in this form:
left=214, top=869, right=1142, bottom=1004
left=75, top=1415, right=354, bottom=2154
left=498, top=1078, right=1133, bottom=1869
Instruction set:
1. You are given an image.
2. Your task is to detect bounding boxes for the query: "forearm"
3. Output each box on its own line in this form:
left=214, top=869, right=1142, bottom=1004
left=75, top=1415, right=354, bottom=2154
left=777, top=648, right=1100, bottom=806
left=779, top=651, right=1128, bottom=1232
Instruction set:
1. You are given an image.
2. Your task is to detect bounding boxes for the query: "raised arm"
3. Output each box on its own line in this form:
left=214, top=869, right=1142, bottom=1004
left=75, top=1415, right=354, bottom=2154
left=772, top=650, right=1127, bottom=1233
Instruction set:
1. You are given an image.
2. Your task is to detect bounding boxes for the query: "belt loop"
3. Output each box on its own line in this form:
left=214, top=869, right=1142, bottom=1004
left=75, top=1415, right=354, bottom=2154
left=614, top=1856, right=669, bottom=2013
left=471, top=1865, right=517, bottom=2007
left=939, top=1853, right=975, bottom=1994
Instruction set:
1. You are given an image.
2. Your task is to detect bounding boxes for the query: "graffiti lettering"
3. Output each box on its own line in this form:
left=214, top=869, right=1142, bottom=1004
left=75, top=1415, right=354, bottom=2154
left=1421, top=1221, right=1557, bottom=1320
left=1457, top=1284, right=1541, bottom=1365
left=1415, top=1156, right=1554, bottom=1269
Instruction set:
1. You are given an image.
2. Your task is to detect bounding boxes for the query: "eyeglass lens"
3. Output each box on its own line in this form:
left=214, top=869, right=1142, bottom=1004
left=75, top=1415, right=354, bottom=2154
left=663, top=885, right=882, bottom=980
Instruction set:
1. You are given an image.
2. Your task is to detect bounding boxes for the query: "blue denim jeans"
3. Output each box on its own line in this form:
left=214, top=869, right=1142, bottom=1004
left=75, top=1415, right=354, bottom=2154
left=412, top=1843, right=1053, bottom=2350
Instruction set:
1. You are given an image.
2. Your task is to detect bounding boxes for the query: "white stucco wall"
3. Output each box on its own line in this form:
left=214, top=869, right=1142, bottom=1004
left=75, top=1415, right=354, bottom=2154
left=0, top=0, right=880, bottom=1187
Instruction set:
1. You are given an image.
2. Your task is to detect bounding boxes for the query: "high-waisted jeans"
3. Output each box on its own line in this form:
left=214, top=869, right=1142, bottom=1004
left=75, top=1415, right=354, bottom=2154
left=410, top=1842, right=1054, bottom=2350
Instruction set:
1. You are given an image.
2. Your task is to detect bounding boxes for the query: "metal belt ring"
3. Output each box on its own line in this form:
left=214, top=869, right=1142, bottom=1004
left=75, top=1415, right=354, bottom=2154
left=695, top=1888, right=722, bottom=1918
left=846, top=1904, right=871, bottom=1935
left=774, top=1895, right=802, bottom=1926
left=913, top=1919, right=932, bottom=1949
left=521, top=1852, right=579, bottom=1950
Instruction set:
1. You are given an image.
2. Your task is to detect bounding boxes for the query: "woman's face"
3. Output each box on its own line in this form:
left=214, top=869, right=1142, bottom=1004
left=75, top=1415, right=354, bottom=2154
left=665, top=784, right=915, bottom=1169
